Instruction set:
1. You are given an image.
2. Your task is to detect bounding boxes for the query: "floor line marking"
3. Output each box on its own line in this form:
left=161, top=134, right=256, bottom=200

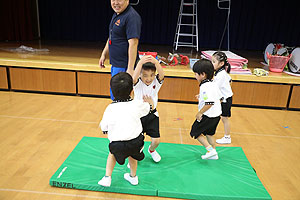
left=0, top=115, right=97, bottom=124
left=1, top=114, right=299, bottom=139
left=160, top=127, right=300, bottom=139
left=0, top=188, right=129, bottom=200
left=179, top=128, right=183, bottom=144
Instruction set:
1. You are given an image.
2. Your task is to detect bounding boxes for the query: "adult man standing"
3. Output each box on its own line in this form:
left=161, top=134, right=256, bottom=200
left=99, top=0, right=142, bottom=100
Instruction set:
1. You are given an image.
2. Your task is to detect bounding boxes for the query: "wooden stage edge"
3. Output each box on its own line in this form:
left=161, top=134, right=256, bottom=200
left=0, top=42, right=299, bottom=110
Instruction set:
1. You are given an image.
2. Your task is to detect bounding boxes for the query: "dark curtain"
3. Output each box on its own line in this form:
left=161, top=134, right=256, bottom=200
left=0, top=0, right=34, bottom=41
left=3, top=0, right=300, bottom=50
left=38, top=0, right=114, bottom=42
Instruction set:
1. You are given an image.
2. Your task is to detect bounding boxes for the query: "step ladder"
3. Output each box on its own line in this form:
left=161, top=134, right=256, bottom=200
left=217, top=0, right=231, bottom=51
left=173, top=0, right=199, bottom=52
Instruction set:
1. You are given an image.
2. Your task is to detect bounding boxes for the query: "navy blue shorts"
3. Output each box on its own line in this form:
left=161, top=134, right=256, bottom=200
left=141, top=112, right=160, bottom=138
left=109, top=134, right=145, bottom=165
left=190, top=115, right=221, bottom=138
left=221, top=97, right=232, bottom=117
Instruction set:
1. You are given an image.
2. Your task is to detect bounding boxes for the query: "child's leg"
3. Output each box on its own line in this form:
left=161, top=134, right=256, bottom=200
left=124, top=156, right=139, bottom=185
left=148, top=137, right=161, bottom=162
left=206, top=135, right=216, bottom=149
left=105, top=152, right=116, bottom=176
left=199, top=135, right=218, bottom=159
left=221, top=116, right=230, bottom=137
left=128, top=156, right=137, bottom=177
left=216, top=116, right=231, bottom=144
left=149, top=137, right=160, bottom=151
left=196, top=134, right=210, bottom=148
left=98, top=152, right=116, bottom=187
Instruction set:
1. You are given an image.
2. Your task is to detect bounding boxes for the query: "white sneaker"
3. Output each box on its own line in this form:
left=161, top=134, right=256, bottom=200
left=124, top=173, right=138, bottom=185
left=207, top=154, right=219, bottom=160
left=148, top=147, right=161, bottom=162
left=201, top=149, right=217, bottom=160
left=98, top=176, right=111, bottom=187
left=216, top=136, right=231, bottom=144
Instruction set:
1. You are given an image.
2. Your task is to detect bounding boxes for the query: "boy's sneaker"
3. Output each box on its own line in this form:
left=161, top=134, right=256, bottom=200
left=207, top=154, right=219, bottom=160
left=216, top=136, right=231, bottom=144
left=98, top=176, right=111, bottom=187
left=148, top=147, right=161, bottom=162
left=201, top=149, right=218, bottom=160
left=124, top=173, right=138, bottom=185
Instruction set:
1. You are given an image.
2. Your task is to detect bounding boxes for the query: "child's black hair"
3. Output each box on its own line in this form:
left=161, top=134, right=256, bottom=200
left=110, top=72, right=133, bottom=100
left=192, top=58, right=214, bottom=80
left=212, top=51, right=231, bottom=73
left=142, top=62, right=156, bottom=72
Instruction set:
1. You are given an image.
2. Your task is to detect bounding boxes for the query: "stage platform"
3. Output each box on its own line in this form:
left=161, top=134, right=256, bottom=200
left=50, top=136, right=271, bottom=200
left=0, top=41, right=299, bottom=109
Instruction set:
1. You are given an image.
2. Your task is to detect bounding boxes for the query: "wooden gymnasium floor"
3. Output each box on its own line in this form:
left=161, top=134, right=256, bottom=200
left=0, top=91, right=300, bottom=200
left=0, top=41, right=300, bottom=199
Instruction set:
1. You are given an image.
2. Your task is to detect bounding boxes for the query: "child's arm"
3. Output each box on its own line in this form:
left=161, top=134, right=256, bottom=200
left=143, top=95, right=154, bottom=111
left=196, top=104, right=212, bottom=121
left=132, top=55, right=153, bottom=85
left=99, top=109, right=109, bottom=134
left=100, top=118, right=108, bottom=134
left=150, top=56, right=165, bottom=82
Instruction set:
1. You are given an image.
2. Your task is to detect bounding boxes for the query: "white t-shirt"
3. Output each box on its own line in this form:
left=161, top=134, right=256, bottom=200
left=214, top=68, right=233, bottom=102
left=100, top=99, right=150, bottom=142
left=198, top=80, right=222, bottom=118
left=133, top=75, right=163, bottom=116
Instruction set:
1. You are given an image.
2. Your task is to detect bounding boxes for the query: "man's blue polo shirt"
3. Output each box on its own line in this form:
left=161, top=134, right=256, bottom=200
left=108, top=5, right=142, bottom=68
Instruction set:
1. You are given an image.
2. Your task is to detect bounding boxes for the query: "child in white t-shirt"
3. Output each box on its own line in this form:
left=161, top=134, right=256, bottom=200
left=190, top=59, right=222, bottom=160
left=98, top=72, right=154, bottom=187
left=132, top=55, right=164, bottom=162
left=211, top=51, right=233, bottom=144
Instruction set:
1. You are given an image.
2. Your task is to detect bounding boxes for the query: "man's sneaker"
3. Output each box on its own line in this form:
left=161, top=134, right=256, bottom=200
left=98, top=176, right=111, bottom=187
left=124, top=173, right=138, bottom=185
left=148, top=147, right=161, bottom=162
left=216, top=136, right=231, bottom=144
left=201, top=149, right=217, bottom=159
left=207, top=154, right=219, bottom=160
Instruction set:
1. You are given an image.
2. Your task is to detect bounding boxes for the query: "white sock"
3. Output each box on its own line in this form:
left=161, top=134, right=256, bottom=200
left=206, top=145, right=213, bottom=151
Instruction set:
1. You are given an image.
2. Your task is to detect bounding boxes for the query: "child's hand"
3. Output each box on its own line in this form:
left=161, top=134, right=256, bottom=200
left=149, top=55, right=159, bottom=65
left=196, top=112, right=203, bottom=121
left=143, top=95, right=154, bottom=109
left=140, top=55, right=153, bottom=64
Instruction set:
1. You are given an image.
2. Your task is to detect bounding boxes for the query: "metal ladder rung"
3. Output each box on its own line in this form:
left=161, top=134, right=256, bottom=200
left=177, top=44, right=198, bottom=47
left=177, top=33, right=197, bottom=37
left=183, top=3, right=194, bottom=6
left=179, top=24, right=196, bottom=26
left=177, top=42, right=194, bottom=45
left=181, top=13, right=196, bottom=16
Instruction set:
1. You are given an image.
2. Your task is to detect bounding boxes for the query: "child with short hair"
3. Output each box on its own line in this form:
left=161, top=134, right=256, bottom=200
left=98, top=72, right=154, bottom=187
left=132, top=55, right=164, bottom=162
left=211, top=51, right=233, bottom=144
left=190, top=59, right=222, bottom=160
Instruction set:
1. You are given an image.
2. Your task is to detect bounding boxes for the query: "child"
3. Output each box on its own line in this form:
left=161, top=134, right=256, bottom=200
left=132, top=55, right=164, bottom=162
left=211, top=51, right=233, bottom=144
left=190, top=59, right=222, bottom=160
left=98, top=72, right=154, bottom=187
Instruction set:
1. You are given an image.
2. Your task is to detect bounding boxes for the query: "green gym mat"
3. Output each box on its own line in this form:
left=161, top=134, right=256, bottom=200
left=50, top=136, right=271, bottom=200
